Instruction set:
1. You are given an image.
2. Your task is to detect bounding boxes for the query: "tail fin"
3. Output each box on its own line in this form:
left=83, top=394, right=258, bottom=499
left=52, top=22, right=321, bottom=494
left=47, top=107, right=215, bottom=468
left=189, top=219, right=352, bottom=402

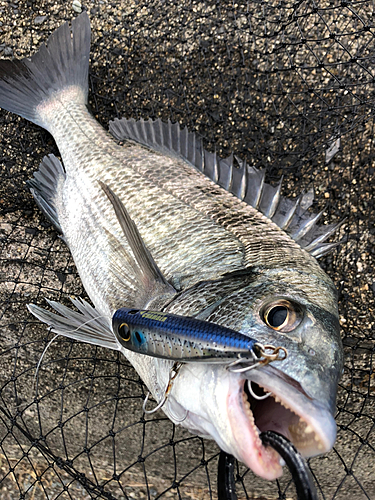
left=0, top=13, right=90, bottom=128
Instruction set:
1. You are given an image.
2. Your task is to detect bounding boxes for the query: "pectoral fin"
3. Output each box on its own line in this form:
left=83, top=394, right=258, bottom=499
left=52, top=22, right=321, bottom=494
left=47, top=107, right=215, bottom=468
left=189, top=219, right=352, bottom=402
left=99, top=181, right=177, bottom=308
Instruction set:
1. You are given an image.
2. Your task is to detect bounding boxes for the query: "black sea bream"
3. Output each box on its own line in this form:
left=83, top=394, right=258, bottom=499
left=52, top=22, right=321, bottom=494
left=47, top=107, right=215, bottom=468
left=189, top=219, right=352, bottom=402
left=0, top=13, right=344, bottom=480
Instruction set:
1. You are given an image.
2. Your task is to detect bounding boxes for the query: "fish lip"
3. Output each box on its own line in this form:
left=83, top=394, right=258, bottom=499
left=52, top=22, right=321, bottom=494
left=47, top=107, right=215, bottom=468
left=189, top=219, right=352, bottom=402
left=227, top=377, right=283, bottom=480
left=227, top=364, right=336, bottom=479
left=243, top=364, right=337, bottom=458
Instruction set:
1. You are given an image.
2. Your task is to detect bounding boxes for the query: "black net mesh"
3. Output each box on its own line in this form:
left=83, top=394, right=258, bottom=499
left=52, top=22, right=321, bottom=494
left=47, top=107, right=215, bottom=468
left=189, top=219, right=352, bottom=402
left=0, top=1, right=374, bottom=499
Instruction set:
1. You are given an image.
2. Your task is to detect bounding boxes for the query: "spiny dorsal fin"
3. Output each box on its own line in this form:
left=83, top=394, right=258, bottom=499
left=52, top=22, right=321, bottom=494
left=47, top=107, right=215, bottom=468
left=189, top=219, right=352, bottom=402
left=109, top=117, right=343, bottom=258
left=99, top=181, right=177, bottom=305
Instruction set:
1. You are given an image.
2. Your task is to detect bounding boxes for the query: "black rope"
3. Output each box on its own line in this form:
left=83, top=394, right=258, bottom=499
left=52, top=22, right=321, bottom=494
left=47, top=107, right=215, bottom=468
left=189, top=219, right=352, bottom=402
left=217, top=432, right=318, bottom=500
left=217, top=451, right=237, bottom=500
left=261, top=431, right=318, bottom=500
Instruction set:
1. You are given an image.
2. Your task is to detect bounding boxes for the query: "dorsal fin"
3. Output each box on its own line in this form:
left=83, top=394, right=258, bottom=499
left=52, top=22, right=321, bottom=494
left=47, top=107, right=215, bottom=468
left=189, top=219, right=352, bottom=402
left=109, top=118, right=343, bottom=258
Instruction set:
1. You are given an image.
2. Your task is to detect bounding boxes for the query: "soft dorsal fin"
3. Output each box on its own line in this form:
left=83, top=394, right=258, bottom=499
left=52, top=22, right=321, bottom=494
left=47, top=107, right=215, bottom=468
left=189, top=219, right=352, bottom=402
left=109, top=118, right=343, bottom=258
left=99, top=181, right=177, bottom=307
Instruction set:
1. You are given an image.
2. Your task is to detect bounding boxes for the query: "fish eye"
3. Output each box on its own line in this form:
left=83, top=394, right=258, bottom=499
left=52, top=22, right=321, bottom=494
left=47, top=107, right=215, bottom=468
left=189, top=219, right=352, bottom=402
left=118, top=323, right=131, bottom=341
left=262, top=300, right=302, bottom=332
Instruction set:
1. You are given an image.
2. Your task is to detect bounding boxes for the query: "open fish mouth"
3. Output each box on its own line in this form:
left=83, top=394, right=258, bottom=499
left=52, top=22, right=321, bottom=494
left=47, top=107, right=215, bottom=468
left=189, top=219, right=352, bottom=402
left=227, top=366, right=336, bottom=480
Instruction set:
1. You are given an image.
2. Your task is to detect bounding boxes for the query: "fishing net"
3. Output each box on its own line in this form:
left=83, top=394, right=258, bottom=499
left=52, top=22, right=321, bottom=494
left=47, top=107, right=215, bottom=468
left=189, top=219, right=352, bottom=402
left=0, top=0, right=374, bottom=499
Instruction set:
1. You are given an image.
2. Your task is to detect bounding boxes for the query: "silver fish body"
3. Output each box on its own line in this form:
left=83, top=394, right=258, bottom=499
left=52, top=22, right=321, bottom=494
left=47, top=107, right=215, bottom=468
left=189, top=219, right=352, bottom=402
left=0, top=13, right=344, bottom=480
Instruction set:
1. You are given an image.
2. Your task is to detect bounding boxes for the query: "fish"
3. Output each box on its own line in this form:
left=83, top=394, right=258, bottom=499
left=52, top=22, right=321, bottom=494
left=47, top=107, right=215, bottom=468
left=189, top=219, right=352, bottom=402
left=0, top=13, right=344, bottom=480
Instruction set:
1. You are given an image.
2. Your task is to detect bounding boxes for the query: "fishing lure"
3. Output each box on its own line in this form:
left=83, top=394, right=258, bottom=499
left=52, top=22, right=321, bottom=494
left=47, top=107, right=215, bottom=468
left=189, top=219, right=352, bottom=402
left=112, top=307, right=287, bottom=368
left=113, top=307, right=287, bottom=416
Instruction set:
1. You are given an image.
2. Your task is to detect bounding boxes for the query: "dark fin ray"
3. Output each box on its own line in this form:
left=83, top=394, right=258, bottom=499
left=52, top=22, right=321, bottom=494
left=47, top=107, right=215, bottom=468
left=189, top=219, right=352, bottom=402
left=273, top=195, right=303, bottom=231
left=0, top=13, right=90, bottom=128
left=218, top=154, right=234, bottom=190
left=290, top=209, right=324, bottom=243
left=108, top=118, right=343, bottom=258
left=231, top=161, right=247, bottom=200
left=99, top=182, right=177, bottom=303
left=203, top=149, right=219, bottom=183
left=303, top=219, right=346, bottom=253
left=310, top=241, right=342, bottom=258
left=244, top=167, right=265, bottom=209
left=27, top=154, right=65, bottom=232
left=260, top=176, right=283, bottom=219
left=27, top=297, right=119, bottom=350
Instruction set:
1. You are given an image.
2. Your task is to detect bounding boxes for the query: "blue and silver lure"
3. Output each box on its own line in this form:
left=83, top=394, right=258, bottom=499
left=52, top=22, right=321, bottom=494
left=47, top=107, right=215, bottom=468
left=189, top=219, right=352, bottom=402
left=112, top=307, right=287, bottom=415
left=112, top=308, right=287, bottom=370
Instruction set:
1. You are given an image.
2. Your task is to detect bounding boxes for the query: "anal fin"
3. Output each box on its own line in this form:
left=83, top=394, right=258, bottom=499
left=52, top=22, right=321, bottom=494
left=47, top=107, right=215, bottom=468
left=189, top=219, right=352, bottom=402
left=27, top=154, right=65, bottom=232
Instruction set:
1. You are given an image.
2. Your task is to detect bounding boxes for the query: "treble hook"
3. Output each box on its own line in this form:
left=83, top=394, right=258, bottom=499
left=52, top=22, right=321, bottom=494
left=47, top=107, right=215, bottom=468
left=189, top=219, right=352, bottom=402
left=227, top=343, right=288, bottom=373
left=142, top=362, right=183, bottom=415
left=142, top=392, right=166, bottom=414
left=247, top=380, right=272, bottom=400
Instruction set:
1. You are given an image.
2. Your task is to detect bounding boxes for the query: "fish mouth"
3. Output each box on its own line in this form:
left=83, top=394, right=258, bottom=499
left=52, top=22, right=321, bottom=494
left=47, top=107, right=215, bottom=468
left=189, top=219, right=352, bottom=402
left=228, top=366, right=336, bottom=480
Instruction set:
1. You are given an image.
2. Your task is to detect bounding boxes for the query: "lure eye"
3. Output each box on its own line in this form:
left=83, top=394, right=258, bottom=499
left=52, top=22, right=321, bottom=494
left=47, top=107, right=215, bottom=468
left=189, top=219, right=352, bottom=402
left=118, top=323, right=131, bottom=341
left=262, top=300, right=302, bottom=332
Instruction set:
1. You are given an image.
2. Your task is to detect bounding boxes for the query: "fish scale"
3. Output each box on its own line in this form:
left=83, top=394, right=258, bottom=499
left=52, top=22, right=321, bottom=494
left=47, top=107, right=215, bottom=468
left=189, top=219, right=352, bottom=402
left=48, top=98, right=322, bottom=292
left=40, top=98, right=338, bottom=318
left=41, top=91, right=320, bottom=272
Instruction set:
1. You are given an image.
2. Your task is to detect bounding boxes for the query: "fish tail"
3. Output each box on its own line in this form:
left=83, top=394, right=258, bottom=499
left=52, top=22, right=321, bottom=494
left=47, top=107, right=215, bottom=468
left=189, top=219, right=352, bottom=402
left=0, top=12, right=90, bottom=130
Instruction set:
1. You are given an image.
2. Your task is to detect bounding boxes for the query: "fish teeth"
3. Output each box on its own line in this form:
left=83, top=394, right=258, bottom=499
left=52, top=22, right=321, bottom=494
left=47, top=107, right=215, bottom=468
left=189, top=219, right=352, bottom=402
left=242, top=386, right=253, bottom=414
left=304, top=424, right=313, bottom=434
left=270, top=393, right=290, bottom=410
left=268, top=391, right=326, bottom=451
left=243, top=397, right=251, bottom=412
left=241, top=385, right=262, bottom=447
left=244, top=383, right=325, bottom=452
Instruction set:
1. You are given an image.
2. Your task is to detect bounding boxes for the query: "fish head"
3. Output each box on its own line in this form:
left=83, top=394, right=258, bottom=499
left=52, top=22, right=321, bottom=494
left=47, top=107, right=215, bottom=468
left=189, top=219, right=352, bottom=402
left=163, top=263, right=343, bottom=480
